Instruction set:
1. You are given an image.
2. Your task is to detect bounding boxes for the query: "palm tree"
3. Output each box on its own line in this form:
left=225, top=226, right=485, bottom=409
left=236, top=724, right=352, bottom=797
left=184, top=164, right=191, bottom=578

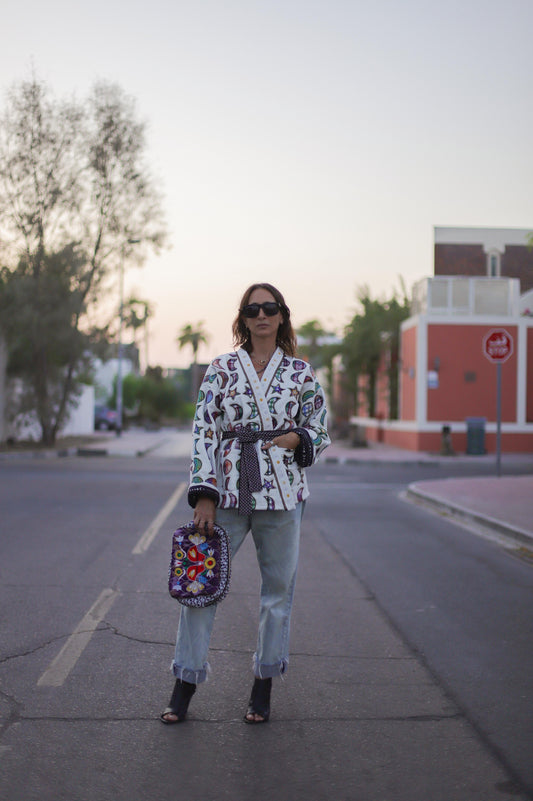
left=176, top=322, right=209, bottom=364
left=124, top=296, right=153, bottom=371
left=297, top=319, right=330, bottom=367
left=177, top=322, right=210, bottom=399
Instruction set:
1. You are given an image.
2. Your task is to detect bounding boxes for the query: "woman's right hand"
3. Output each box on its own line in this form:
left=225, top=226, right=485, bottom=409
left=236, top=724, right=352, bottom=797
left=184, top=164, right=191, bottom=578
left=193, top=497, right=217, bottom=536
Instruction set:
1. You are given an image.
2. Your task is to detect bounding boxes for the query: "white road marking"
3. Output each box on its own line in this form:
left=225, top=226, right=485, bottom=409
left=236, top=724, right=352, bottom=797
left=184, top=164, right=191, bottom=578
left=132, top=482, right=186, bottom=555
left=37, top=483, right=187, bottom=687
left=37, top=588, right=119, bottom=687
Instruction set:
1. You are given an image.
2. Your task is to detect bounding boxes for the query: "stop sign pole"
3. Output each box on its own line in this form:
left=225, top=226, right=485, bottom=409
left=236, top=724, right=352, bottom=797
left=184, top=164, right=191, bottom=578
left=482, top=328, right=514, bottom=476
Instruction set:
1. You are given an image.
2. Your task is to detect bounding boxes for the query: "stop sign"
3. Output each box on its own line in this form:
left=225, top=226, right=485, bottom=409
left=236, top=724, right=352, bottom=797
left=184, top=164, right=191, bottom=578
left=483, top=328, right=514, bottom=363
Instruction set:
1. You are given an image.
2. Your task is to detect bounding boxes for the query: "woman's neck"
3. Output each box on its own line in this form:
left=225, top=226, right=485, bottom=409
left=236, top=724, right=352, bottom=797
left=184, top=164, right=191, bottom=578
left=249, top=337, right=277, bottom=363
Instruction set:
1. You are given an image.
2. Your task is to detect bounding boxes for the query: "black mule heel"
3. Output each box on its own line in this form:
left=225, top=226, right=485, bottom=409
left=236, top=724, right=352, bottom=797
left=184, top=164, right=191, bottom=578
left=244, top=677, right=272, bottom=724
left=160, top=679, right=196, bottom=724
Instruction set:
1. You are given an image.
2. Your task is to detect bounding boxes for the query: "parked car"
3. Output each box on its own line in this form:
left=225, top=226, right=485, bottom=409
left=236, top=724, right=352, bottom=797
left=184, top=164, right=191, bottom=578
left=94, top=405, right=118, bottom=431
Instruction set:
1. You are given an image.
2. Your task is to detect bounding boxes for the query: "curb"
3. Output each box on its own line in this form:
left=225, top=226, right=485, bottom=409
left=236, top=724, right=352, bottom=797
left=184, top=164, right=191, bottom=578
left=76, top=437, right=171, bottom=459
left=324, top=453, right=441, bottom=466
left=0, top=447, right=79, bottom=460
left=406, top=484, right=533, bottom=547
left=0, top=437, right=172, bottom=460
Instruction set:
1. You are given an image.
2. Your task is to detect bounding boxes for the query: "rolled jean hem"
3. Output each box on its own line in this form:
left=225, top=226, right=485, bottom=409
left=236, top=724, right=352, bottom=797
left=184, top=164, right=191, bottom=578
left=171, top=661, right=209, bottom=684
left=253, top=655, right=288, bottom=679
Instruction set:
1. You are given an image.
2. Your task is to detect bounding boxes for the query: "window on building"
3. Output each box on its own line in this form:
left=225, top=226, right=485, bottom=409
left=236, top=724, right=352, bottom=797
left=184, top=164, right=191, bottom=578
left=487, top=250, right=501, bottom=277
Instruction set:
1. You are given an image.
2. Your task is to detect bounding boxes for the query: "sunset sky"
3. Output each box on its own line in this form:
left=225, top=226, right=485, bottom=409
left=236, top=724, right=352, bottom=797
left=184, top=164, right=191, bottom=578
left=2, top=0, right=532, bottom=367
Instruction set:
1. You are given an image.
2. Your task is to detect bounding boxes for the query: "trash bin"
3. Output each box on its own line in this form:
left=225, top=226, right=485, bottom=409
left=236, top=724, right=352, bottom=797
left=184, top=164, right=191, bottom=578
left=465, top=417, right=486, bottom=455
left=440, top=425, right=454, bottom=456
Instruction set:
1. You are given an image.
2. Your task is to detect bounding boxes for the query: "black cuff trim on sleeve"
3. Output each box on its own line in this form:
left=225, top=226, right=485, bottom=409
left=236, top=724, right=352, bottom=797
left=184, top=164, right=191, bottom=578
left=188, top=485, right=220, bottom=509
left=293, top=427, right=314, bottom=467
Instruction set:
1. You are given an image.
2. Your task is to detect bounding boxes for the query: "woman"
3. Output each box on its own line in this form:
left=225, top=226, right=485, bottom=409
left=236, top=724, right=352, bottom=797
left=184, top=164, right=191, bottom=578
left=161, top=282, right=330, bottom=725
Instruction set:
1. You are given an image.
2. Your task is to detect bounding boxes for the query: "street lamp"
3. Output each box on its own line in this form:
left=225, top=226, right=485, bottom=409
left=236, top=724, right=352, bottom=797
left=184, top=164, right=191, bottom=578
left=116, top=238, right=140, bottom=436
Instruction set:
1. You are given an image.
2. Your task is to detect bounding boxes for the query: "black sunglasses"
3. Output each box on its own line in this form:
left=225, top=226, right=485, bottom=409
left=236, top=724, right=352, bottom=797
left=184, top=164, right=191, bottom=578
left=241, top=301, right=281, bottom=318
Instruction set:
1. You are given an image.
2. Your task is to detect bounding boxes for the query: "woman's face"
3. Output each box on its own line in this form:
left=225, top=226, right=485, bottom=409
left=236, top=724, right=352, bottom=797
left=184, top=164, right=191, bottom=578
left=243, top=287, right=283, bottom=343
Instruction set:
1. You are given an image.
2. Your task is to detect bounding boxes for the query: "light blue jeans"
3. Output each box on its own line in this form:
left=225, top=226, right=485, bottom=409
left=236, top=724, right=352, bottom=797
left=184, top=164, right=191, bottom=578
left=171, top=503, right=304, bottom=684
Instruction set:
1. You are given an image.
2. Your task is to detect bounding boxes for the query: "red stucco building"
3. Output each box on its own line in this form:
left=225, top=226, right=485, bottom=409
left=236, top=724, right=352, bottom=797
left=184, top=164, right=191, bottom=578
left=352, top=227, right=533, bottom=453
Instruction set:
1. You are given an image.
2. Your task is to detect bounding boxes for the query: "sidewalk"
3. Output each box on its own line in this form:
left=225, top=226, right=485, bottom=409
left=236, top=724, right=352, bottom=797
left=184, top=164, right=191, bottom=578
left=406, top=476, right=533, bottom=546
left=327, top=440, right=533, bottom=545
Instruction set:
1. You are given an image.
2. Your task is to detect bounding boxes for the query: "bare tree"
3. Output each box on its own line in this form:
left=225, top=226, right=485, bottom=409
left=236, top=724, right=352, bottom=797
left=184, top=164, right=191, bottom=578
left=0, top=75, right=168, bottom=444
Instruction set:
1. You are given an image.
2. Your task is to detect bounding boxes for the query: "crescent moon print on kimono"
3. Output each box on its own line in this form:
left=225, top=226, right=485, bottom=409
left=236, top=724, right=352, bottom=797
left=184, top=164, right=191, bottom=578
left=291, top=372, right=303, bottom=384
left=230, top=403, right=244, bottom=421
left=285, top=400, right=297, bottom=417
left=268, top=397, right=280, bottom=414
left=227, top=357, right=238, bottom=371
left=192, top=457, right=202, bottom=475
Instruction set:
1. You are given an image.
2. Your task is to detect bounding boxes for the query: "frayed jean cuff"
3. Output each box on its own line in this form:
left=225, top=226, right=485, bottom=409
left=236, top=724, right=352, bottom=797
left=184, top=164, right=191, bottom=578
left=171, top=660, right=209, bottom=684
left=253, top=654, right=288, bottom=679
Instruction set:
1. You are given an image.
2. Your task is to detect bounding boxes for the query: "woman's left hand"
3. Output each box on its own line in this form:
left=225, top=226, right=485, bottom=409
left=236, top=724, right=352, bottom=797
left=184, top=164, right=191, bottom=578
left=262, top=432, right=301, bottom=451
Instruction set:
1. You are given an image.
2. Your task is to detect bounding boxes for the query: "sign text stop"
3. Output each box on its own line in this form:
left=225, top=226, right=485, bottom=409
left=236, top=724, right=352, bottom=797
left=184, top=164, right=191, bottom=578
left=483, top=328, right=513, bottom=364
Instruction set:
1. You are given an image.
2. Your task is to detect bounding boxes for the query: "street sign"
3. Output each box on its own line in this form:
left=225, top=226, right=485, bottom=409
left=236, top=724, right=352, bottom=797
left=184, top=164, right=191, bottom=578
left=482, top=328, right=514, bottom=477
left=482, top=328, right=513, bottom=364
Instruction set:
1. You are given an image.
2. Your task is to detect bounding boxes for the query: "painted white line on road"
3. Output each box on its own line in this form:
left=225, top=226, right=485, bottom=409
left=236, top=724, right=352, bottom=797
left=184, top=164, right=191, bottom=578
left=37, top=588, right=119, bottom=687
left=132, top=482, right=186, bottom=555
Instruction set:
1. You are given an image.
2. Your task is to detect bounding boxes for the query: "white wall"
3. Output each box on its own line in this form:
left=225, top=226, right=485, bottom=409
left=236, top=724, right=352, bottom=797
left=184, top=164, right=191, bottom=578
left=61, top=385, right=95, bottom=436
left=93, top=357, right=135, bottom=402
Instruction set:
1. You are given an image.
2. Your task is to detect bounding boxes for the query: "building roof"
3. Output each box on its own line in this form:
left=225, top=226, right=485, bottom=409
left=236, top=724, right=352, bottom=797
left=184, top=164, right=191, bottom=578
left=435, top=226, right=532, bottom=252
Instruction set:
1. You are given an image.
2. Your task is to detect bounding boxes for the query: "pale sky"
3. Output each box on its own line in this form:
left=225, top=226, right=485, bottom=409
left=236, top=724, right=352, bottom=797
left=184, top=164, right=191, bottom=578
left=2, top=0, right=532, bottom=367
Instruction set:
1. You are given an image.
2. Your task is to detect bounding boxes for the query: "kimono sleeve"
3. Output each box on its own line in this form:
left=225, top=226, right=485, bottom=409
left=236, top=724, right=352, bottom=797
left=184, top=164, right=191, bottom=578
left=188, top=363, right=223, bottom=508
left=293, top=367, right=330, bottom=468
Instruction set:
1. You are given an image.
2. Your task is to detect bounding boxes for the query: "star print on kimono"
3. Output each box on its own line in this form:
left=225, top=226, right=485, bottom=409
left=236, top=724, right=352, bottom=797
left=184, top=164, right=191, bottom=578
left=272, top=384, right=283, bottom=394
left=263, top=480, right=275, bottom=491
left=205, top=428, right=214, bottom=439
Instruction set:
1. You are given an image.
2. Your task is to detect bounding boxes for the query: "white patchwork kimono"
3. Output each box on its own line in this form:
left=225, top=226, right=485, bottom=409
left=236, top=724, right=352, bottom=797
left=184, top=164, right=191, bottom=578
left=188, top=347, right=330, bottom=512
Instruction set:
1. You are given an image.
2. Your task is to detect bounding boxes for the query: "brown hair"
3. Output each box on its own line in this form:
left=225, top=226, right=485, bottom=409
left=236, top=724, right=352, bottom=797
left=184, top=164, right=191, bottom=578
left=232, top=283, right=297, bottom=357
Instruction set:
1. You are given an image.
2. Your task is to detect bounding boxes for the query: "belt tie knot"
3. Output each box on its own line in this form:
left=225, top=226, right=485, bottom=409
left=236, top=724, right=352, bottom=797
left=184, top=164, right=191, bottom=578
left=221, top=427, right=291, bottom=514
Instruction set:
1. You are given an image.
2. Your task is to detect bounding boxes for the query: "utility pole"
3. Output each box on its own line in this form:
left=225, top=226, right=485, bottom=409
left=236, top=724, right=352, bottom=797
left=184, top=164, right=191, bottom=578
left=116, top=238, right=140, bottom=436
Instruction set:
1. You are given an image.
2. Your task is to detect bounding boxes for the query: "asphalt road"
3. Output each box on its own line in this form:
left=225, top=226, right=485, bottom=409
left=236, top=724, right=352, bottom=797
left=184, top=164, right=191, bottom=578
left=307, top=460, right=533, bottom=797
left=0, top=455, right=532, bottom=801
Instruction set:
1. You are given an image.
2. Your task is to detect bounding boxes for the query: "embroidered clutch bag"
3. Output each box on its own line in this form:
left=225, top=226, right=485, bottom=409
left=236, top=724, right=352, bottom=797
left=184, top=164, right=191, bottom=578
left=168, top=521, right=231, bottom=607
